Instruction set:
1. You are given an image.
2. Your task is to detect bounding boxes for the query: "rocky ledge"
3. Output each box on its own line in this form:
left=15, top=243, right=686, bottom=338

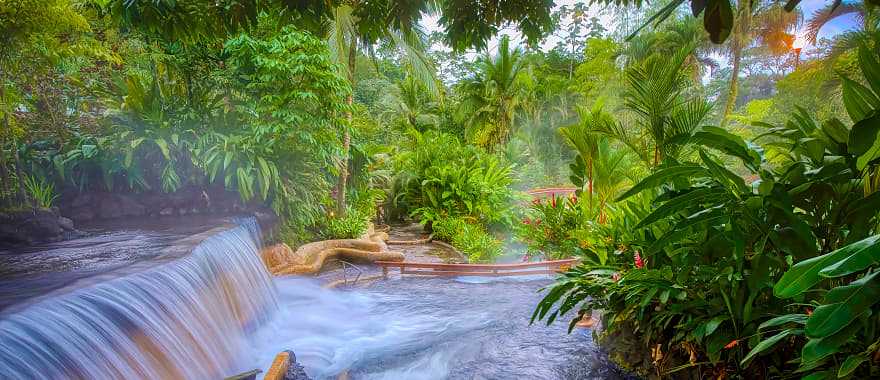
left=0, top=207, right=84, bottom=246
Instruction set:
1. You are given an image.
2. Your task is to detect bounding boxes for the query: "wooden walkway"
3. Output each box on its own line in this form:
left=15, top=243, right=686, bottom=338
left=375, top=259, right=577, bottom=278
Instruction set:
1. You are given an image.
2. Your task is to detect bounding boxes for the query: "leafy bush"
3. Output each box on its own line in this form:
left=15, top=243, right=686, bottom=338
left=533, top=46, right=880, bottom=378
left=517, top=194, right=586, bottom=259
left=392, top=131, right=515, bottom=227
left=23, top=175, right=58, bottom=208
left=432, top=217, right=503, bottom=262
left=320, top=207, right=370, bottom=240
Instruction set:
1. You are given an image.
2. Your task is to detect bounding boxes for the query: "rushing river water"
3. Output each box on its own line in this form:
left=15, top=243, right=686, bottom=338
left=249, top=277, right=630, bottom=380
left=0, top=219, right=628, bottom=380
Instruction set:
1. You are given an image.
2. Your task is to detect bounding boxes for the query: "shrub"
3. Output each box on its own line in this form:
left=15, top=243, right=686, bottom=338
left=23, top=175, right=58, bottom=209
left=392, top=131, right=515, bottom=227
left=433, top=217, right=503, bottom=262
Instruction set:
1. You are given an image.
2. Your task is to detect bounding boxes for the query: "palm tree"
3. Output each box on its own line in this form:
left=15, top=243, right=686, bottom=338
left=720, top=1, right=800, bottom=128
left=381, top=74, right=440, bottom=133
left=458, top=35, right=529, bottom=150
left=804, top=1, right=879, bottom=58
left=326, top=4, right=438, bottom=214
left=622, top=45, right=712, bottom=167
left=559, top=105, right=609, bottom=215
left=592, top=138, right=637, bottom=223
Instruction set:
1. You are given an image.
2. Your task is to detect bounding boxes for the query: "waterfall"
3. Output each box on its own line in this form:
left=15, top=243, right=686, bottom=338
left=0, top=218, right=279, bottom=379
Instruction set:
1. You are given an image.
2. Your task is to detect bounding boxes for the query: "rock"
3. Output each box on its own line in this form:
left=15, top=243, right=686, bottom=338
left=0, top=209, right=68, bottom=245
left=283, top=351, right=312, bottom=380
left=159, top=207, right=174, bottom=216
left=98, top=194, right=146, bottom=219
left=58, top=217, right=75, bottom=231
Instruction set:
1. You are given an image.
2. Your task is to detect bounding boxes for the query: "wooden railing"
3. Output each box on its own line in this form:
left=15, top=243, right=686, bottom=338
left=375, top=259, right=577, bottom=278
left=526, top=187, right=577, bottom=198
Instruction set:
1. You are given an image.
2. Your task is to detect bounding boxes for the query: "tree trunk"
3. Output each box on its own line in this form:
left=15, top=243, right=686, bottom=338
left=335, top=38, right=357, bottom=215
left=12, top=134, right=26, bottom=205
left=720, top=43, right=742, bottom=129
left=720, top=0, right=749, bottom=129
left=587, top=156, right=593, bottom=216
left=0, top=77, right=8, bottom=206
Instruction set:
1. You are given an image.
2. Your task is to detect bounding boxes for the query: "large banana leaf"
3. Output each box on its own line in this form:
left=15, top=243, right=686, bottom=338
left=774, top=235, right=880, bottom=298
left=805, top=270, right=880, bottom=338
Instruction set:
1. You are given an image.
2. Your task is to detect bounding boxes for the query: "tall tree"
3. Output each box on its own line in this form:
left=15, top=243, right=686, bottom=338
left=326, top=3, right=437, bottom=214
left=459, top=35, right=529, bottom=149
left=720, top=1, right=800, bottom=127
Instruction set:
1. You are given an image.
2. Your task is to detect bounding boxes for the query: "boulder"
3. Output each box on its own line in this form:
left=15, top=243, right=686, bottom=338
left=0, top=209, right=70, bottom=245
left=58, top=216, right=75, bottom=231
left=284, top=351, right=312, bottom=380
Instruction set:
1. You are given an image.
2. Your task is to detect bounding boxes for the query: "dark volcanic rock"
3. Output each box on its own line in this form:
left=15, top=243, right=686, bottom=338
left=0, top=208, right=80, bottom=246
left=99, top=193, right=146, bottom=219
left=284, top=350, right=312, bottom=380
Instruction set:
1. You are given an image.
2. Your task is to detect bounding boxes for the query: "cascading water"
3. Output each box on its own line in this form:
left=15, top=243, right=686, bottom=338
left=0, top=218, right=278, bottom=379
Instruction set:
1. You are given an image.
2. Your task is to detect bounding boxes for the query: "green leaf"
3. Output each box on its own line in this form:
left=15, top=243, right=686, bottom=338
left=857, top=44, right=880, bottom=96
left=758, top=314, right=808, bottom=331
left=774, top=238, right=864, bottom=298
left=616, top=164, right=707, bottom=201
left=841, top=76, right=880, bottom=123
left=636, top=187, right=725, bottom=228
left=647, top=207, right=727, bottom=254
left=801, top=371, right=834, bottom=380
left=690, top=126, right=761, bottom=171
left=224, top=151, right=234, bottom=170
left=838, top=354, right=868, bottom=378
left=806, top=271, right=880, bottom=338
left=154, top=139, right=171, bottom=160
left=801, top=320, right=862, bottom=363
left=702, top=315, right=726, bottom=338
left=740, top=329, right=801, bottom=366
left=704, top=0, right=734, bottom=43
left=848, top=110, right=880, bottom=156
left=699, top=149, right=748, bottom=194
left=818, top=235, right=880, bottom=278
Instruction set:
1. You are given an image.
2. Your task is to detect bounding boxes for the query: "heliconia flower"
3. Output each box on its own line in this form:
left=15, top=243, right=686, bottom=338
left=532, top=199, right=541, bottom=206
left=535, top=218, right=542, bottom=225
left=724, top=340, right=739, bottom=349
left=550, top=195, right=557, bottom=207
left=806, top=308, right=813, bottom=316
left=634, top=251, right=645, bottom=269
left=611, top=272, right=621, bottom=282
left=570, top=194, right=578, bottom=204
left=522, top=217, right=532, bottom=225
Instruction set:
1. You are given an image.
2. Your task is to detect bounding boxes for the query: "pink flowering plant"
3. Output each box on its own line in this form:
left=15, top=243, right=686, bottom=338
left=516, top=194, right=587, bottom=260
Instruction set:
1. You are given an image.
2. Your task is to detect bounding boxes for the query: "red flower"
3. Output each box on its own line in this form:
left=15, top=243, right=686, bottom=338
left=522, top=217, right=532, bottom=225
left=724, top=340, right=739, bottom=349
left=532, top=199, right=541, bottom=206
left=534, top=218, right=542, bottom=225
left=634, top=251, right=645, bottom=269
left=611, top=272, right=621, bottom=282
left=570, top=194, right=578, bottom=204
left=550, top=195, right=557, bottom=208
left=806, top=308, right=813, bottom=316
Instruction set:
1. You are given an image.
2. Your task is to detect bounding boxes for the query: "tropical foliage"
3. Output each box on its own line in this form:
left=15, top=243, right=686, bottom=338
left=4, top=1, right=880, bottom=378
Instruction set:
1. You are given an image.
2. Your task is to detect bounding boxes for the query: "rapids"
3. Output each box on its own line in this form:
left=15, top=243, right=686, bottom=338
left=0, top=219, right=628, bottom=380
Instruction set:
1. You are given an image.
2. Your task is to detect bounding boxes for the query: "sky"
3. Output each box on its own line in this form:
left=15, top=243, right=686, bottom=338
left=420, top=0, right=862, bottom=58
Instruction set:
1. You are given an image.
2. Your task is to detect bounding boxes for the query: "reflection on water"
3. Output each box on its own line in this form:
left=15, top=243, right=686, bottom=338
left=249, top=277, right=631, bottom=380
